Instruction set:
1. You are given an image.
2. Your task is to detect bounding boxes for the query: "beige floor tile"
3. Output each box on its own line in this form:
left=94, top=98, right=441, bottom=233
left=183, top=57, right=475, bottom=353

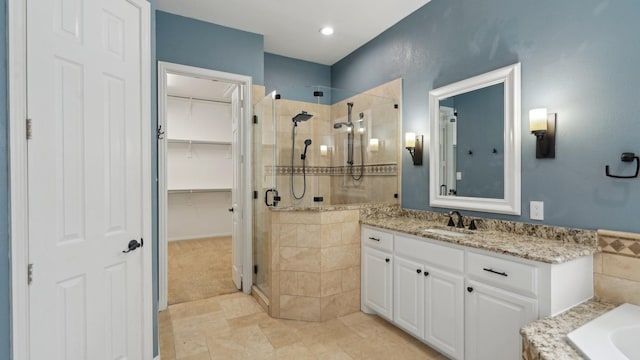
left=220, top=295, right=266, bottom=319
left=160, top=292, right=444, bottom=360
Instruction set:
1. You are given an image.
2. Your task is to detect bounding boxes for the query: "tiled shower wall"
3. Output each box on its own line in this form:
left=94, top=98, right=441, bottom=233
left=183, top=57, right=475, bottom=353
left=269, top=79, right=402, bottom=207
left=594, top=230, right=640, bottom=305
left=269, top=209, right=361, bottom=322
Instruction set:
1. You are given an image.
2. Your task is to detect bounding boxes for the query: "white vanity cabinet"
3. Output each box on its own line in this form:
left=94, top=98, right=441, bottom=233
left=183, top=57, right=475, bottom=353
left=394, top=234, right=465, bottom=359
left=361, top=227, right=394, bottom=321
left=464, top=279, right=537, bottom=360
left=360, top=225, right=593, bottom=360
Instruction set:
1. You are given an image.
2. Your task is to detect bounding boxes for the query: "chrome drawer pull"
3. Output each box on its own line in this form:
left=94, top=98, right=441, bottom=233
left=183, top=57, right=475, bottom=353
left=483, top=268, right=508, bottom=277
left=368, top=236, right=380, bottom=242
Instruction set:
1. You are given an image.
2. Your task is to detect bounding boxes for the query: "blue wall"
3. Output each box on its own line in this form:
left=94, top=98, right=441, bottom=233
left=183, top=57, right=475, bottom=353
left=156, top=11, right=264, bottom=85
left=454, top=84, right=504, bottom=198
left=332, top=0, right=640, bottom=233
left=0, top=0, right=9, bottom=357
left=264, top=53, right=331, bottom=104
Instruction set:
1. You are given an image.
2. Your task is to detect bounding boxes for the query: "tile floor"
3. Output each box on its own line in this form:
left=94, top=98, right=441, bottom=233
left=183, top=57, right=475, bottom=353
left=159, top=292, right=447, bottom=360
left=169, top=237, right=238, bottom=305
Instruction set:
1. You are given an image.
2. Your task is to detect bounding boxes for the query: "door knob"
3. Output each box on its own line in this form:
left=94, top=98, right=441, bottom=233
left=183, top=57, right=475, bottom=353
left=228, top=207, right=234, bottom=212
left=416, top=269, right=422, bottom=274
left=467, top=286, right=474, bottom=293
left=385, top=258, right=390, bottom=263
left=122, top=239, right=142, bottom=253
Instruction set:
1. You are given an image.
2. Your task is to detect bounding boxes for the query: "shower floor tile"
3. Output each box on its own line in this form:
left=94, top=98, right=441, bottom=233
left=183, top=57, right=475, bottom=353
left=159, top=292, right=447, bottom=360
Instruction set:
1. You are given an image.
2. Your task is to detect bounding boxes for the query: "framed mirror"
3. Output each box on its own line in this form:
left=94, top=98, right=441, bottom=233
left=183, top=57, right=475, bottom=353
left=429, top=63, right=521, bottom=215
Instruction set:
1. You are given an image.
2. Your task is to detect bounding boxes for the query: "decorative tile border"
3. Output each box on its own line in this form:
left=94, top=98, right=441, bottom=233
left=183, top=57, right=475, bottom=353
left=265, top=163, right=397, bottom=176
left=597, top=229, right=640, bottom=258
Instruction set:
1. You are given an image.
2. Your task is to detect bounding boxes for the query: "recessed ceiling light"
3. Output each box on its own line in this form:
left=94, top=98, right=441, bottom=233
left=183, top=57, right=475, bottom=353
left=320, top=27, right=334, bottom=36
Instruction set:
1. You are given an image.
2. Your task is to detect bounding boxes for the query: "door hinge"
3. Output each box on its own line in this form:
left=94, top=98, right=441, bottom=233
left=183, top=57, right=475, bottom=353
left=253, top=191, right=258, bottom=199
left=253, top=115, right=258, bottom=124
left=254, top=265, right=258, bottom=274
left=26, top=118, right=32, bottom=140
left=28, top=263, right=33, bottom=285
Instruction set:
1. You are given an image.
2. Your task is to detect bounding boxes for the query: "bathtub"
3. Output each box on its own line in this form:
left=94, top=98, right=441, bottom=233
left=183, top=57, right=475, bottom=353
left=567, top=303, right=640, bottom=360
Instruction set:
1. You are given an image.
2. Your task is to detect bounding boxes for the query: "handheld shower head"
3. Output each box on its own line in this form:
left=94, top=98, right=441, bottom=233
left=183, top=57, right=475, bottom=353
left=301, top=139, right=312, bottom=160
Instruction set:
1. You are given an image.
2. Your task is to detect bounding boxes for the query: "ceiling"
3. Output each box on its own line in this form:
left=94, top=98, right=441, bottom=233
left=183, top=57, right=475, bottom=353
left=156, top=0, right=431, bottom=65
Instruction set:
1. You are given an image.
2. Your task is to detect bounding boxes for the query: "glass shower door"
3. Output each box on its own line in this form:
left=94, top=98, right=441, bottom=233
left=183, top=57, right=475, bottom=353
left=252, top=94, right=277, bottom=297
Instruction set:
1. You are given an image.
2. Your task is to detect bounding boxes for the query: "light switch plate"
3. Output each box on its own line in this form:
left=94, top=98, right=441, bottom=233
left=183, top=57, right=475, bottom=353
left=530, top=201, right=544, bottom=221
left=456, top=172, right=462, bottom=180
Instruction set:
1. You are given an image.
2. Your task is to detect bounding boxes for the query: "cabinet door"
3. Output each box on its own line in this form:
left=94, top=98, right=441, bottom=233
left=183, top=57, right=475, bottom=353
left=465, top=280, right=538, bottom=360
left=424, top=268, right=464, bottom=360
left=363, top=247, right=393, bottom=320
left=394, top=256, right=424, bottom=338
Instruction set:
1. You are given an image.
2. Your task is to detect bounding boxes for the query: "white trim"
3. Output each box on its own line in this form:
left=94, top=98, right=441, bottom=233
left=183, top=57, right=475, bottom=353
left=157, top=62, right=254, bottom=310
left=428, top=63, right=521, bottom=215
left=130, top=0, right=154, bottom=358
left=9, top=0, right=29, bottom=358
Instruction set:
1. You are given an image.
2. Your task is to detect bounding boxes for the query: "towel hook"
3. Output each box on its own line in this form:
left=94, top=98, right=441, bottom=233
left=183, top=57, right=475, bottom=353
left=605, top=152, right=639, bottom=179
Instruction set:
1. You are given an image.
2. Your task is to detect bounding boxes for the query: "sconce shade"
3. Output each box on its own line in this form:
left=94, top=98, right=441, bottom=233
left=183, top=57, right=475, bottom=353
left=405, top=132, right=416, bottom=148
left=369, top=138, right=379, bottom=152
left=404, top=133, right=423, bottom=165
left=529, top=109, right=556, bottom=159
left=529, top=108, right=548, bottom=133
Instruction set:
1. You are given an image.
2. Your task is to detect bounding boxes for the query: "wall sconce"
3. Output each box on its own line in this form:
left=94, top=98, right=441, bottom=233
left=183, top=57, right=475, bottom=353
left=369, top=138, right=379, bottom=152
left=529, top=108, right=556, bottom=159
left=320, top=145, right=328, bottom=156
left=405, top=132, right=423, bottom=165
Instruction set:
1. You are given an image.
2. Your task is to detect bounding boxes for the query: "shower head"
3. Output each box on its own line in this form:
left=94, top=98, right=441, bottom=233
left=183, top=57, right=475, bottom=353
left=333, top=122, right=353, bottom=129
left=304, top=139, right=312, bottom=146
left=292, top=111, right=313, bottom=123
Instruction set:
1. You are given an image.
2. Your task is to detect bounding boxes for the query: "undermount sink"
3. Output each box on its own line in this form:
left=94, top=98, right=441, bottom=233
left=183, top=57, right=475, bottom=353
left=567, top=303, right=640, bottom=360
left=423, top=228, right=469, bottom=238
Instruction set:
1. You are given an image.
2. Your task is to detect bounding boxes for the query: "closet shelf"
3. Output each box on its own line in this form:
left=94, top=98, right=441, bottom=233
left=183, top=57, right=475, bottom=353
left=168, top=188, right=231, bottom=194
left=168, top=139, right=231, bottom=145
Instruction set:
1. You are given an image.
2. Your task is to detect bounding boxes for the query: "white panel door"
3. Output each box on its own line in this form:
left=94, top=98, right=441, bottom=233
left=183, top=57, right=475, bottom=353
left=465, top=280, right=538, bottom=360
left=362, top=247, right=393, bottom=320
left=393, top=256, right=424, bottom=338
left=230, top=85, right=242, bottom=290
left=27, top=0, right=148, bottom=359
left=424, top=268, right=464, bottom=360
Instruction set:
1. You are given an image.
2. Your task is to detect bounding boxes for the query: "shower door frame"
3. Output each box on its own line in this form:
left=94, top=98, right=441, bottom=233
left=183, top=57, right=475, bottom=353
left=157, top=62, right=254, bottom=310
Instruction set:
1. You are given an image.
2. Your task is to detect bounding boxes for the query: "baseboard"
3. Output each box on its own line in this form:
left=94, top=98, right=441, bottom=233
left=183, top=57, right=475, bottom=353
left=154, top=355, right=160, bottom=360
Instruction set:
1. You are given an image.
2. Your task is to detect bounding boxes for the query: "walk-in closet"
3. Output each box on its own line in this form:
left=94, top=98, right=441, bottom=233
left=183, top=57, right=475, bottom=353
left=163, top=73, right=238, bottom=305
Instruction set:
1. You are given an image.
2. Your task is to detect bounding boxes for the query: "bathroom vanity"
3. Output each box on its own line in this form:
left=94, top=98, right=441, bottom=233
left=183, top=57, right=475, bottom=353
left=360, top=221, right=595, bottom=360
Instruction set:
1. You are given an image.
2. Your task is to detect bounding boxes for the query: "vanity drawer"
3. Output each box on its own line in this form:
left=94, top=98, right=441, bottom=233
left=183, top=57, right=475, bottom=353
left=362, top=227, right=393, bottom=252
left=466, top=251, right=538, bottom=297
left=395, top=235, right=464, bottom=273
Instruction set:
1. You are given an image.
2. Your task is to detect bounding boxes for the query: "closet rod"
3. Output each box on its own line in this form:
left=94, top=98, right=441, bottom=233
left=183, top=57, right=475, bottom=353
left=167, top=94, right=231, bottom=105
left=168, top=188, right=231, bottom=194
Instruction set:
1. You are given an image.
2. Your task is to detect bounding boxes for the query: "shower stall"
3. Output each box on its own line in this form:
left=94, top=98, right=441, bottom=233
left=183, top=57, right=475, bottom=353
left=252, top=85, right=400, bottom=300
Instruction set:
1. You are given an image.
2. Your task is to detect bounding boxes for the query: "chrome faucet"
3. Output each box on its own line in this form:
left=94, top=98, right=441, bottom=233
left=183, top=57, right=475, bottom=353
left=449, top=210, right=465, bottom=228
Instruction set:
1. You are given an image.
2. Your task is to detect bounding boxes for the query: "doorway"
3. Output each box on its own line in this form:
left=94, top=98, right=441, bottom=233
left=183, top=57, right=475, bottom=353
left=157, top=62, right=253, bottom=310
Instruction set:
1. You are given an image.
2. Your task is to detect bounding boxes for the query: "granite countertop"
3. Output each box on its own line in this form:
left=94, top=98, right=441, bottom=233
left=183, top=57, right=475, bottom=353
left=361, top=216, right=597, bottom=264
left=521, top=300, right=617, bottom=359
